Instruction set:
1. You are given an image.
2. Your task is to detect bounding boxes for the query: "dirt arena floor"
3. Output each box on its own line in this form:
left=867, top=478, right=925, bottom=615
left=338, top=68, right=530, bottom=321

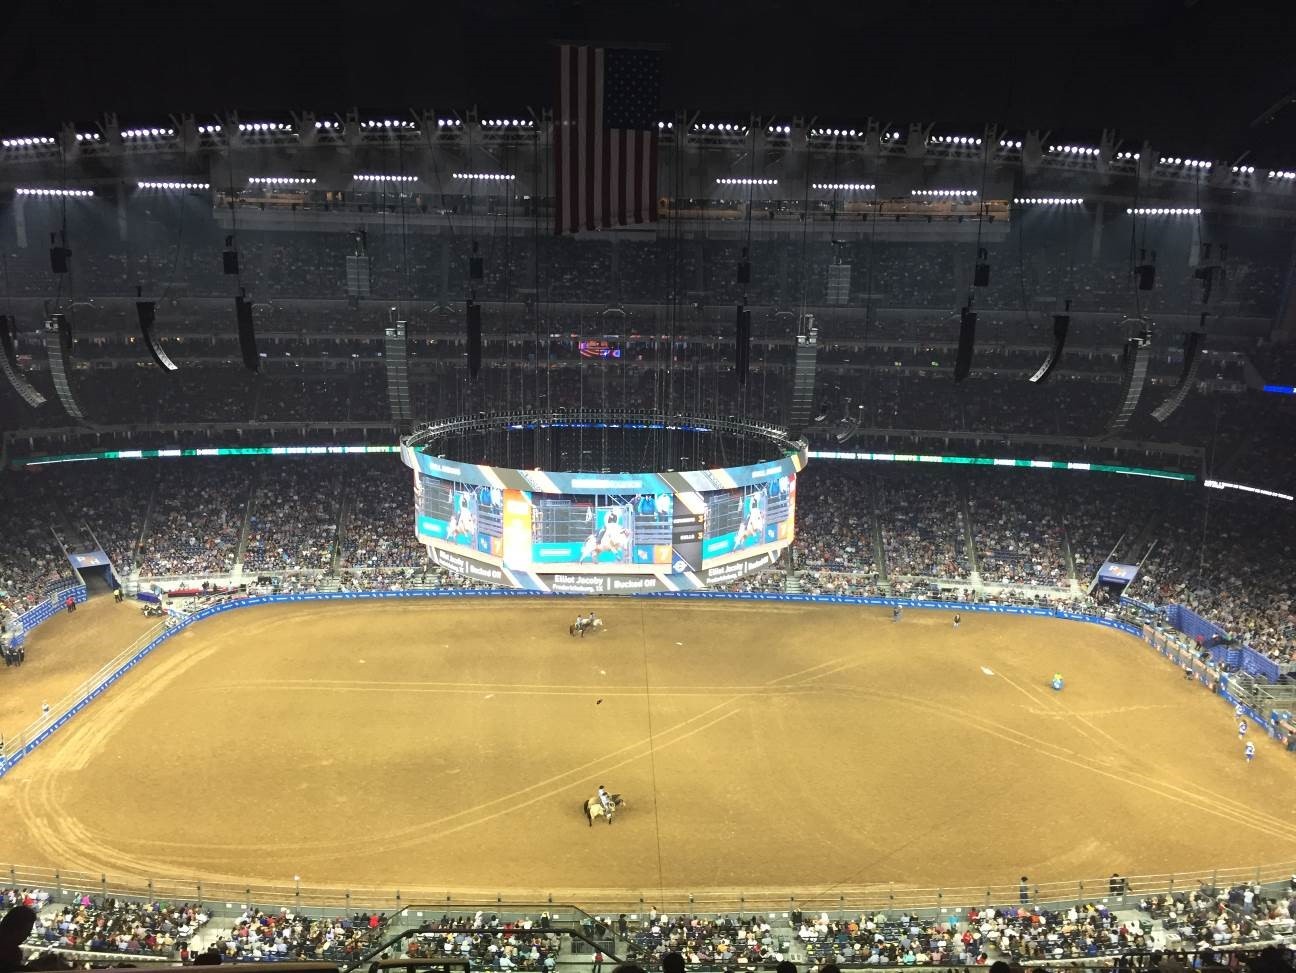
left=3, top=596, right=1296, bottom=908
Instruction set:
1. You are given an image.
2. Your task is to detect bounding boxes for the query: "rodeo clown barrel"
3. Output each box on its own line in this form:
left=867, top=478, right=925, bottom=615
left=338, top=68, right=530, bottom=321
left=400, top=411, right=807, bottom=594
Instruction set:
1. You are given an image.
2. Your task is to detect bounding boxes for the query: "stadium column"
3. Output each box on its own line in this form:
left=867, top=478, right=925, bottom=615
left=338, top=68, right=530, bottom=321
left=117, top=185, right=129, bottom=242
left=1273, top=237, right=1296, bottom=343
left=1090, top=202, right=1105, bottom=261
left=13, top=193, right=27, bottom=248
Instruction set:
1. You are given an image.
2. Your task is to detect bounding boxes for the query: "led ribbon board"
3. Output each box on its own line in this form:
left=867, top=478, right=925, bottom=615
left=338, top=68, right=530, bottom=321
left=12, top=445, right=400, bottom=466
left=809, top=450, right=1196, bottom=481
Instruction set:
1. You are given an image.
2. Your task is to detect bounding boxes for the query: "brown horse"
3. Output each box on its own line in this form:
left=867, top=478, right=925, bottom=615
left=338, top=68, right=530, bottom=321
left=582, top=793, right=625, bottom=826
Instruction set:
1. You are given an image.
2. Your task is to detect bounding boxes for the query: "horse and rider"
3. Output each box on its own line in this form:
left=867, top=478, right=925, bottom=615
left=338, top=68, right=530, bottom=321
left=570, top=611, right=603, bottom=637
left=580, top=510, right=630, bottom=563
left=582, top=785, right=625, bottom=825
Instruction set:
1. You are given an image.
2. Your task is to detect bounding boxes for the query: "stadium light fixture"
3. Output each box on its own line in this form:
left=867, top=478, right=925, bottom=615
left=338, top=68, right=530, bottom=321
left=239, top=122, right=292, bottom=133
left=1014, top=197, right=1085, bottom=205
left=353, top=174, right=419, bottom=183
left=1115, top=151, right=1141, bottom=160
left=812, top=183, right=876, bottom=191
left=74, top=132, right=101, bottom=143
left=436, top=119, right=463, bottom=128
left=1126, top=207, right=1201, bottom=215
left=2, top=136, right=57, bottom=147
left=998, top=139, right=1023, bottom=149
left=452, top=172, right=516, bottom=181
left=715, top=177, right=777, bottom=186
left=16, top=187, right=94, bottom=197
left=122, top=127, right=176, bottom=138
left=931, top=135, right=983, bottom=145
left=196, top=124, right=223, bottom=134
left=314, top=120, right=340, bottom=130
left=1269, top=170, right=1296, bottom=180
left=1231, top=165, right=1256, bottom=174
left=247, top=176, right=317, bottom=185
left=1047, top=145, right=1100, bottom=156
left=137, top=181, right=210, bottom=190
left=911, top=189, right=978, bottom=197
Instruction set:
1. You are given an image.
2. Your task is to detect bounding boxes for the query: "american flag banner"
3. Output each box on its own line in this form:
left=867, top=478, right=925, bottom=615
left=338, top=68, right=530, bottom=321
left=555, top=45, right=662, bottom=234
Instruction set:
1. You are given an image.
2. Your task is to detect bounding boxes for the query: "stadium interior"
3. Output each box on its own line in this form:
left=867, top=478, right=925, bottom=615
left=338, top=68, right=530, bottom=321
left=2, top=3, right=1296, bottom=972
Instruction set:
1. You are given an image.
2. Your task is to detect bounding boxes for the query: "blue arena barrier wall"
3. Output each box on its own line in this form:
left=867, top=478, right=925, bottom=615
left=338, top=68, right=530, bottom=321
left=1166, top=604, right=1281, bottom=682
left=0, top=589, right=1164, bottom=779
left=8, top=584, right=87, bottom=651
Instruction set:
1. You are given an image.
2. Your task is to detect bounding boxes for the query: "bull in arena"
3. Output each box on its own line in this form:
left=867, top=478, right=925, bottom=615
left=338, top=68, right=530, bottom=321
left=582, top=793, right=625, bottom=826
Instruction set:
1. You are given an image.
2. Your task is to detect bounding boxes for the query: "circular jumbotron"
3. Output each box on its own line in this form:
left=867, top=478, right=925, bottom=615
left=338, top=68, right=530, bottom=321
left=400, top=411, right=807, bottom=594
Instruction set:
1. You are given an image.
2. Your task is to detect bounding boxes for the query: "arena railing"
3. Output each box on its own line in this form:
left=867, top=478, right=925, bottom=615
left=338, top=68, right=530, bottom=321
left=5, top=859, right=1296, bottom=918
left=0, top=617, right=166, bottom=754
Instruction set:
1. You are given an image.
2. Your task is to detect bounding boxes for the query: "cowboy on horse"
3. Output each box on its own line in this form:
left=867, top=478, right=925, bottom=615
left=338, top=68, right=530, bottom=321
left=582, top=786, right=625, bottom=826
left=570, top=611, right=602, bottom=637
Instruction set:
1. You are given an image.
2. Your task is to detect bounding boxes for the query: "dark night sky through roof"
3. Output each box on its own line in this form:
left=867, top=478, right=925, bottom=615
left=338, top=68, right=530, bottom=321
left=0, top=0, right=1291, bottom=160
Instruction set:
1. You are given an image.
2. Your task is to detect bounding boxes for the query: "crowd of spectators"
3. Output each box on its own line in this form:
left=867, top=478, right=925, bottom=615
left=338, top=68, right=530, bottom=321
left=1126, top=494, right=1296, bottom=665
left=1, top=889, right=50, bottom=911
left=628, top=912, right=787, bottom=968
left=792, top=470, right=877, bottom=575
left=963, top=902, right=1149, bottom=961
left=25, top=896, right=208, bottom=956
left=341, top=462, right=428, bottom=569
left=242, top=462, right=345, bottom=572
left=0, top=473, right=77, bottom=617
left=968, top=478, right=1069, bottom=587
left=214, top=908, right=388, bottom=962
left=799, top=911, right=966, bottom=966
left=0, top=457, right=1292, bottom=669
left=876, top=472, right=972, bottom=581
left=135, top=464, right=251, bottom=577
left=405, top=913, right=561, bottom=970
left=1138, top=885, right=1284, bottom=949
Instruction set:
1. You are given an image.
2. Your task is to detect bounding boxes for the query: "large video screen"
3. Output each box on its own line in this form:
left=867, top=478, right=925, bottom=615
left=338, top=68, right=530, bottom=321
left=702, top=477, right=797, bottom=563
left=414, top=472, right=796, bottom=578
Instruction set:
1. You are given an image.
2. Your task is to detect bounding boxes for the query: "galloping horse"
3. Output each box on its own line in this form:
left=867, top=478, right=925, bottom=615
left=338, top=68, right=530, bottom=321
left=582, top=793, right=625, bottom=826
left=569, top=615, right=604, bottom=637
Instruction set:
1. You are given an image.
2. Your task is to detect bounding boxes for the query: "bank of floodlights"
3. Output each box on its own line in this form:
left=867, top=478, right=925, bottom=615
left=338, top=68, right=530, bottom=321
left=1014, top=197, right=1085, bottom=205
left=716, top=177, right=777, bottom=186
left=912, top=189, right=978, bottom=197
left=813, top=183, right=876, bottom=190
left=137, top=181, right=210, bottom=190
left=1126, top=207, right=1201, bottom=215
left=353, top=174, right=419, bottom=183
left=2, top=136, right=57, bottom=147
left=16, top=187, right=94, bottom=197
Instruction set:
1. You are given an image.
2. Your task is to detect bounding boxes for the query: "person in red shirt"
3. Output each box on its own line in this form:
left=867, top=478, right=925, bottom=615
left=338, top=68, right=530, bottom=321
left=65, top=594, right=75, bottom=613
